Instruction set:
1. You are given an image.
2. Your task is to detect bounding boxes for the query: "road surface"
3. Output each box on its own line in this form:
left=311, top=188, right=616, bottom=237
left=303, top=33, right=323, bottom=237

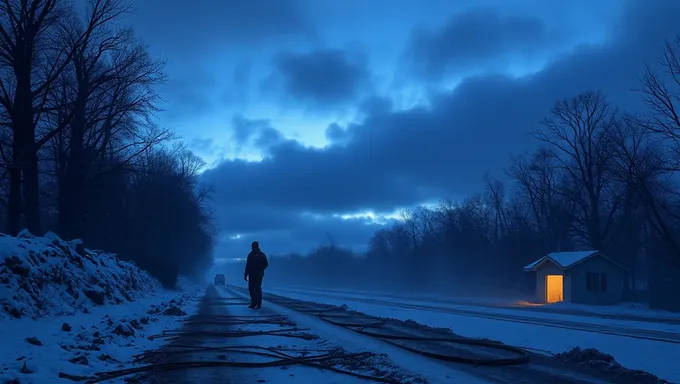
left=118, top=286, right=669, bottom=384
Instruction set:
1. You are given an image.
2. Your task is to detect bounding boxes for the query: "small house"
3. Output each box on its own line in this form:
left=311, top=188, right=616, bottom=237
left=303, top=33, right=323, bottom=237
left=523, top=251, right=628, bottom=305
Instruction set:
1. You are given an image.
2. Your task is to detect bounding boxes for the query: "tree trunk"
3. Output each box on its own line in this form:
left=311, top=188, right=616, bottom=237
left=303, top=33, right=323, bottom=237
left=7, top=134, right=23, bottom=235
left=23, top=140, right=41, bottom=234
left=9, top=64, right=34, bottom=235
left=58, top=91, right=87, bottom=239
left=56, top=177, right=71, bottom=238
left=15, top=68, right=40, bottom=235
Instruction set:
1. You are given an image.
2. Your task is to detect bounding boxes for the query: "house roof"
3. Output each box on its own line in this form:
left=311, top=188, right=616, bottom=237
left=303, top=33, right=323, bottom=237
left=523, top=250, right=628, bottom=272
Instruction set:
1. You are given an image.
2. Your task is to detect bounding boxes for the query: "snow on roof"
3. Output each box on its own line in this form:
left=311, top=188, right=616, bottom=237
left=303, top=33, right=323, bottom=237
left=524, top=250, right=599, bottom=271
left=547, top=251, right=600, bottom=268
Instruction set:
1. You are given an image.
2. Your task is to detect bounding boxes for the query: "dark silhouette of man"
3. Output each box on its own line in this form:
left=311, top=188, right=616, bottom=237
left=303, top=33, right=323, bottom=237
left=244, top=241, right=268, bottom=309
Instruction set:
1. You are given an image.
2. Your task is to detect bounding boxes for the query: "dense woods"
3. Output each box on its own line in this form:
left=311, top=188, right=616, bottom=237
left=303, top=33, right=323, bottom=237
left=268, top=37, right=680, bottom=308
left=0, top=0, right=214, bottom=287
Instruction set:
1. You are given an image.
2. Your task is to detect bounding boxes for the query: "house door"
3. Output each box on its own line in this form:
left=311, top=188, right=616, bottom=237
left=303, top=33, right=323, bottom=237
left=545, top=275, right=564, bottom=303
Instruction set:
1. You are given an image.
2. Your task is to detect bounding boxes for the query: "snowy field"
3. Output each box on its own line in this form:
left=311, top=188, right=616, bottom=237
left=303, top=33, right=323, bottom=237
left=267, top=287, right=680, bottom=383
left=275, top=285, right=680, bottom=321
left=0, top=231, right=204, bottom=384
left=271, top=287, right=680, bottom=332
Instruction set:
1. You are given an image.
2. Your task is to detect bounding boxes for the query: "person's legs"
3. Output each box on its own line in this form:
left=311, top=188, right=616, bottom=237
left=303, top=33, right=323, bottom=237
left=253, top=276, right=263, bottom=308
left=247, top=279, right=256, bottom=308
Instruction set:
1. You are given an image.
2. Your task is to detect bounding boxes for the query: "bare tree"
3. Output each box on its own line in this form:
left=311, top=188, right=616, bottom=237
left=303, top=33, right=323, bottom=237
left=49, top=0, right=168, bottom=238
left=0, top=0, right=74, bottom=234
left=609, top=116, right=678, bottom=274
left=628, top=35, right=680, bottom=269
left=507, top=149, right=572, bottom=252
left=637, top=36, right=680, bottom=171
left=399, top=209, right=419, bottom=250
left=534, top=91, right=621, bottom=250
left=483, top=175, right=507, bottom=243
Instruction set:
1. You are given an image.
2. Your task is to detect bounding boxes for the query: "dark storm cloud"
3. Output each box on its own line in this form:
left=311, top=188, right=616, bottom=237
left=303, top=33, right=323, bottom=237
left=218, top=203, right=389, bottom=242
left=230, top=115, right=288, bottom=153
left=204, top=137, right=443, bottom=213
left=188, top=137, right=230, bottom=164
left=221, top=61, right=253, bottom=108
left=130, top=0, right=313, bottom=53
left=158, top=67, right=217, bottom=119
left=190, top=138, right=215, bottom=154
left=267, top=49, right=372, bottom=107
left=324, top=123, right=348, bottom=144
left=213, top=211, right=395, bottom=259
left=204, top=71, right=585, bottom=214
left=200, top=0, right=680, bottom=258
left=405, top=7, right=559, bottom=78
left=203, top=0, right=680, bottom=224
left=231, top=116, right=267, bottom=144
left=126, top=0, right=314, bottom=121
left=358, top=96, right=393, bottom=116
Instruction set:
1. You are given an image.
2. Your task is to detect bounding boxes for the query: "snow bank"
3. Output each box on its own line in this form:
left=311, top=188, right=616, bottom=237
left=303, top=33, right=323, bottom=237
left=554, top=347, right=671, bottom=384
left=0, top=287, right=203, bottom=384
left=0, top=230, right=161, bottom=319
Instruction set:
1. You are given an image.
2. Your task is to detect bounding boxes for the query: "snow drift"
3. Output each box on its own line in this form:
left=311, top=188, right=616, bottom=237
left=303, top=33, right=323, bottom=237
left=0, top=230, right=161, bottom=319
left=0, top=283, right=202, bottom=384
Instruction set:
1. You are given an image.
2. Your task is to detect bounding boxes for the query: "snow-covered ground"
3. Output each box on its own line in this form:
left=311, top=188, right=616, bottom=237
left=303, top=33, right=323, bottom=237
left=0, top=231, right=204, bottom=384
left=529, top=300, right=680, bottom=320
left=218, top=287, right=482, bottom=384
left=271, top=287, right=680, bottom=332
left=274, top=286, right=680, bottom=321
left=1, top=286, right=202, bottom=383
left=0, top=230, right=161, bottom=319
left=4, top=230, right=675, bottom=383
left=267, top=287, right=680, bottom=383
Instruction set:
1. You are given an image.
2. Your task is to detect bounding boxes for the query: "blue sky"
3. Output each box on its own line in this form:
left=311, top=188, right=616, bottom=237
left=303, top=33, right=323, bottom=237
left=118, top=0, right=680, bottom=260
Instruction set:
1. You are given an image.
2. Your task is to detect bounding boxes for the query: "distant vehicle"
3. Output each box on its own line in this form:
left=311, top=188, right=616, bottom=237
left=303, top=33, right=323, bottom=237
left=214, top=274, right=226, bottom=286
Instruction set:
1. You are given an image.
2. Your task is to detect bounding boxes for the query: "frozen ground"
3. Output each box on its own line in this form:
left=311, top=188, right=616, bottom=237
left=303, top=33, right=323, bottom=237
left=273, top=285, right=680, bottom=321
left=529, top=300, right=680, bottom=320
left=134, top=286, right=438, bottom=384
left=271, top=287, right=680, bottom=332
left=267, top=287, right=680, bottom=383
left=1, top=286, right=202, bottom=383
left=215, top=287, right=491, bottom=384
left=0, top=231, right=203, bottom=384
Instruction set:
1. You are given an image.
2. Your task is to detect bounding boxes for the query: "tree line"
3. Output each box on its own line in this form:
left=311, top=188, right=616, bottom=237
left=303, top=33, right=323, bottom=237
left=267, top=36, right=680, bottom=307
left=0, top=0, right=214, bottom=287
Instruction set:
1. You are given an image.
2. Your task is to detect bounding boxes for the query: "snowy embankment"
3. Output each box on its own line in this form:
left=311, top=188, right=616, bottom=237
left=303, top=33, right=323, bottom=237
left=0, top=231, right=204, bottom=384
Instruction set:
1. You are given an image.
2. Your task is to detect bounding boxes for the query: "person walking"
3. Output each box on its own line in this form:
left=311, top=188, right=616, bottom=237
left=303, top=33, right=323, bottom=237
left=244, top=241, right=269, bottom=309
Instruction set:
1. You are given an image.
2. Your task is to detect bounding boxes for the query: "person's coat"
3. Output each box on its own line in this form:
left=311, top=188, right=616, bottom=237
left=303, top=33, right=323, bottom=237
left=244, top=251, right=268, bottom=278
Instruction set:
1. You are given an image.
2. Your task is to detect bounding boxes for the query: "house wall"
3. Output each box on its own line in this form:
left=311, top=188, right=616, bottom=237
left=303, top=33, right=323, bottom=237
left=568, top=256, right=627, bottom=305
left=534, top=262, right=564, bottom=303
left=563, top=273, right=572, bottom=302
